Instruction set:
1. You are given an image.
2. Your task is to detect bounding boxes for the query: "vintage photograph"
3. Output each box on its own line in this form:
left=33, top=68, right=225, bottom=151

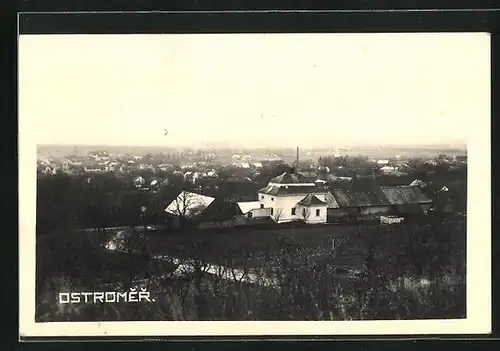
left=19, top=33, right=491, bottom=336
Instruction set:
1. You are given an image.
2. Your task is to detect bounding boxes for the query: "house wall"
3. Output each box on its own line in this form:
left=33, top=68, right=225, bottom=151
left=357, top=203, right=431, bottom=216
left=258, top=192, right=275, bottom=212
left=394, top=203, right=432, bottom=215
left=380, top=216, right=404, bottom=224
left=296, top=204, right=327, bottom=224
left=327, top=208, right=350, bottom=222
left=276, top=195, right=329, bottom=222
left=381, top=169, right=396, bottom=175
left=273, top=195, right=306, bottom=222
left=249, top=208, right=272, bottom=218
left=258, top=191, right=328, bottom=223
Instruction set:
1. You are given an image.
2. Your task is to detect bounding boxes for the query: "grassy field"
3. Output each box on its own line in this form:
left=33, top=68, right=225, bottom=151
left=36, top=215, right=466, bottom=321
left=77, top=214, right=465, bottom=270
left=150, top=224, right=357, bottom=252
left=136, top=222, right=417, bottom=271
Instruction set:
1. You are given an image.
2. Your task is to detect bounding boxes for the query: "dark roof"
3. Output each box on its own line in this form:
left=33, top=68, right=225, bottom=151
left=200, top=198, right=243, bottom=221
left=331, top=185, right=432, bottom=208
left=297, top=171, right=318, bottom=180
left=258, top=184, right=325, bottom=196
left=331, top=187, right=389, bottom=208
left=270, top=171, right=310, bottom=184
left=380, top=186, right=432, bottom=205
left=324, top=191, right=340, bottom=208
left=217, top=181, right=260, bottom=201
left=298, top=194, right=327, bottom=206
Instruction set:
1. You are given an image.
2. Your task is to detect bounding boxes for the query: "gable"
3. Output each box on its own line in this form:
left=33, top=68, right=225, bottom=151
left=165, top=190, right=215, bottom=217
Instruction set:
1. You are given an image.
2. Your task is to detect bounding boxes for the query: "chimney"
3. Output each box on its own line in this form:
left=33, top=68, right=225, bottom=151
left=296, top=146, right=299, bottom=167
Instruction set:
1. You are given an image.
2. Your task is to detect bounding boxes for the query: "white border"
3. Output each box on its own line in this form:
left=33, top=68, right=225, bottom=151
left=18, top=31, right=491, bottom=338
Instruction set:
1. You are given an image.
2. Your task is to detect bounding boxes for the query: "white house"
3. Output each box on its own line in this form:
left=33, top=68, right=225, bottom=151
left=163, top=170, right=435, bottom=227
left=379, top=165, right=396, bottom=175
left=165, top=190, right=216, bottom=219
left=207, top=170, right=218, bottom=177
left=380, top=215, right=404, bottom=225
left=315, top=179, right=327, bottom=186
left=257, top=170, right=434, bottom=224
left=237, top=201, right=271, bottom=219
left=134, top=176, right=145, bottom=187
left=257, top=170, right=334, bottom=223
left=296, top=194, right=328, bottom=224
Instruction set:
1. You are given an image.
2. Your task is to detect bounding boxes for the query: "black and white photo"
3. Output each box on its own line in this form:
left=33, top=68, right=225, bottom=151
left=19, top=32, right=491, bottom=337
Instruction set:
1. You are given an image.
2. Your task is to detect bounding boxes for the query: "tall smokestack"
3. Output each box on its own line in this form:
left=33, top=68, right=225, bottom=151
left=296, top=146, right=299, bottom=167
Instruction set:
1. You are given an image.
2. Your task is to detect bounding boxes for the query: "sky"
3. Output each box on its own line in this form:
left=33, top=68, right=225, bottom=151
left=19, top=33, right=490, bottom=149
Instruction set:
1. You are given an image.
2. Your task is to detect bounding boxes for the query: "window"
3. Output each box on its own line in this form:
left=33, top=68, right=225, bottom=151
left=260, top=204, right=264, bottom=209
left=270, top=208, right=274, bottom=215
left=316, top=209, right=320, bottom=216
left=271, top=197, right=274, bottom=201
left=291, top=208, right=296, bottom=215
left=248, top=212, right=253, bottom=218
left=261, top=195, right=264, bottom=199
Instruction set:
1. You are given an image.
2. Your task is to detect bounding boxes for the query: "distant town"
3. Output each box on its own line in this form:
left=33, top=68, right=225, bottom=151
left=36, top=144, right=467, bottom=228
left=37, top=144, right=466, bottom=179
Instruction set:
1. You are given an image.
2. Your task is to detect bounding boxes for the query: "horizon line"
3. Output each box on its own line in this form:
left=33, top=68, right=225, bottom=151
left=37, top=142, right=467, bottom=150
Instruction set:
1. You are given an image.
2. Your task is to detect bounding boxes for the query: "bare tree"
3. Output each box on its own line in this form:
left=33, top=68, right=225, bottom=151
left=229, top=256, right=252, bottom=287
left=166, top=190, right=210, bottom=228
left=273, top=208, right=284, bottom=222
left=301, top=207, right=311, bottom=222
left=210, top=263, right=231, bottom=297
left=173, top=235, right=215, bottom=320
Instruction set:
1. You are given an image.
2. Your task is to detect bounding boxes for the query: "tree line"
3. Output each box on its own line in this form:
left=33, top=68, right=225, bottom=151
left=36, top=171, right=188, bottom=235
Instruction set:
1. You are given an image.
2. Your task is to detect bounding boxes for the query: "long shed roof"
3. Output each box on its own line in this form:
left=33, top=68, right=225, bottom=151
left=380, top=186, right=432, bottom=205
left=331, top=186, right=432, bottom=208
